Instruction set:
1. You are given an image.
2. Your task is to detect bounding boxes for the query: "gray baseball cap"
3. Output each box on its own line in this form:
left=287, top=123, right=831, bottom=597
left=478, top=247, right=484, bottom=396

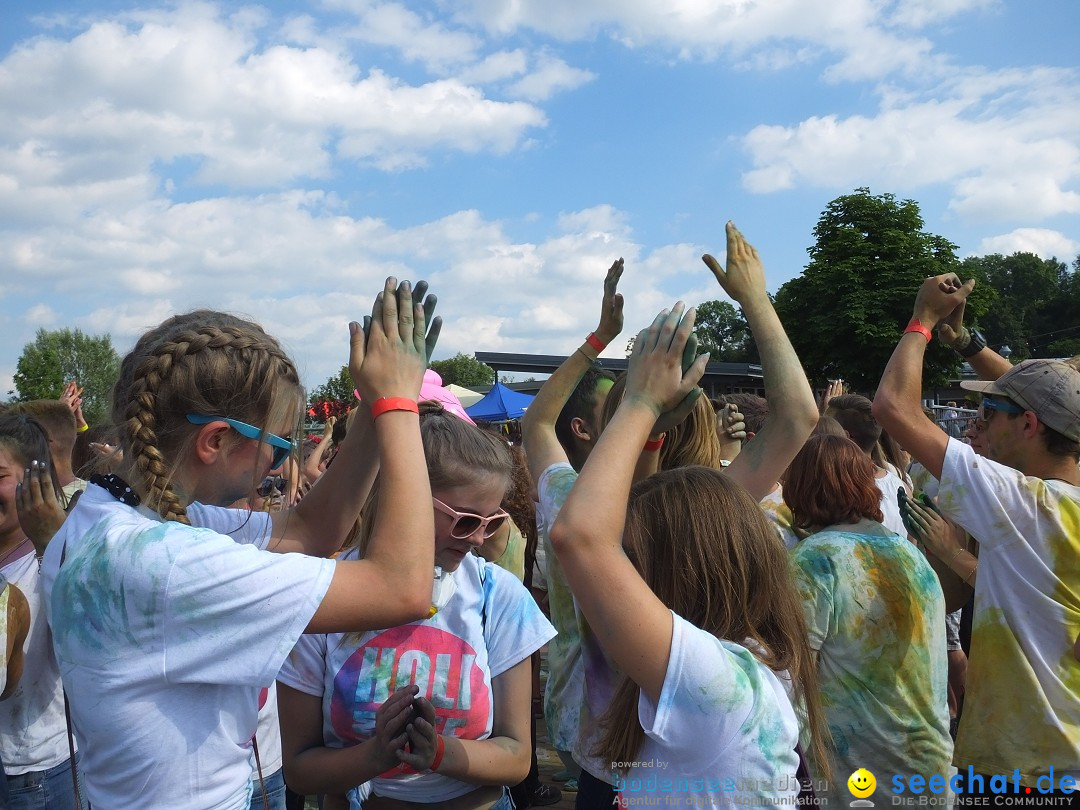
left=961, top=359, right=1080, bottom=442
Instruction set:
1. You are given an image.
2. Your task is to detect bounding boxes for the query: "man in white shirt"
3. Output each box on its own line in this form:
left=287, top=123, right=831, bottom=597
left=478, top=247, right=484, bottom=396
left=874, top=274, right=1080, bottom=804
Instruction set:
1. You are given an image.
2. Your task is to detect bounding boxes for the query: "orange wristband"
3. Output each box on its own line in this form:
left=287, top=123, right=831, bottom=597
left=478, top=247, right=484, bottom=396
left=370, top=397, right=419, bottom=419
left=904, top=319, right=933, bottom=343
left=429, top=734, right=445, bottom=772
left=643, top=434, right=666, bottom=452
left=585, top=333, right=607, bottom=353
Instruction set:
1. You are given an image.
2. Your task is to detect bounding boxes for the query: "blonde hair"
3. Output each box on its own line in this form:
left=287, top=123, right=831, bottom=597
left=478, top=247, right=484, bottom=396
left=112, top=311, right=302, bottom=523
left=600, top=375, right=725, bottom=471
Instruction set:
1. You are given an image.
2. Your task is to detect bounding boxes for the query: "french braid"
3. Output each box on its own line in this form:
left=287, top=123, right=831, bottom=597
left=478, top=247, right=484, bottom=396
left=115, top=314, right=301, bottom=523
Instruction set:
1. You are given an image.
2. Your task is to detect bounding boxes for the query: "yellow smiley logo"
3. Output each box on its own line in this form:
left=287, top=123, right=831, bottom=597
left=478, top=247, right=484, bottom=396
left=848, top=768, right=877, bottom=798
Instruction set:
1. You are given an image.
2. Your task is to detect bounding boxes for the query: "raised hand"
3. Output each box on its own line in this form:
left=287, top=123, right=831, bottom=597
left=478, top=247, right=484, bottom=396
left=594, top=258, right=625, bottom=345
left=350, top=278, right=431, bottom=405
left=15, top=460, right=67, bottom=553
left=702, top=222, right=767, bottom=306
left=720, top=402, right=747, bottom=442
left=819, top=379, right=844, bottom=414
left=363, top=279, right=442, bottom=362
left=913, top=274, right=975, bottom=330
left=625, top=303, right=710, bottom=419
left=60, top=381, right=88, bottom=430
left=650, top=332, right=705, bottom=436
left=936, top=297, right=968, bottom=348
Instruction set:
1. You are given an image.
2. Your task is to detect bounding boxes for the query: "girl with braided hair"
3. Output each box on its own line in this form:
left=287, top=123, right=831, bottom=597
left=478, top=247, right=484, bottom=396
left=41, top=279, right=440, bottom=810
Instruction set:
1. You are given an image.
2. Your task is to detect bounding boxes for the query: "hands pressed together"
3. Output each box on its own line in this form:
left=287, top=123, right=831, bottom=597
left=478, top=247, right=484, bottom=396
left=373, top=685, right=441, bottom=775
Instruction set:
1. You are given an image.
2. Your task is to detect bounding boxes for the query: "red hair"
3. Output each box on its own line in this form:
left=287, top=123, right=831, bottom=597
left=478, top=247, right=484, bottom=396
left=783, top=434, right=883, bottom=531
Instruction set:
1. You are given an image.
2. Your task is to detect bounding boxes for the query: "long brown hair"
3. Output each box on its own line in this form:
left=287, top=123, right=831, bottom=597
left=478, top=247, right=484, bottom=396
left=596, top=466, right=832, bottom=781
left=111, top=310, right=302, bottom=523
left=783, top=434, right=883, bottom=531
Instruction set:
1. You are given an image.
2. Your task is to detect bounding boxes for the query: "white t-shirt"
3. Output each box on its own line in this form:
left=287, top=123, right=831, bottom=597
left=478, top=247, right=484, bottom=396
left=616, top=612, right=800, bottom=808
left=874, top=466, right=910, bottom=538
left=279, top=549, right=555, bottom=804
left=937, top=438, right=1080, bottom=784
left=40, top=484, right=336, bottom=810
left=0, top=550, right=70, bottom=774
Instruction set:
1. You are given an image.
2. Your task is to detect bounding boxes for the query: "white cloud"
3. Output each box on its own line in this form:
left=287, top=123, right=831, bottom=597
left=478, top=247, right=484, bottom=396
left=740, top=65, right=1080, bottom=222
left=0, top=191, right=715, bottom=389
left=976, top=229, right=1080, bottom=260
left=507, top=54, right=595, bottom=102
left=0, top=4, right=547, bottom=197
left=449, top=0, right=982, bottom=82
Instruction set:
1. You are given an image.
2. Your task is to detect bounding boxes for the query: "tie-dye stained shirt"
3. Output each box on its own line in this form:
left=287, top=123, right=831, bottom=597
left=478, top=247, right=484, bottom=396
left=616, top=612, right=801, bottom=809
left=789, top=525, right=952, bottom=802
left=279, top=549, right=555, bottom=803
left=936, top=438, right=1080, bottom=784
left=759, top=484, right=803, bottom=550
left=536, top=463, right=586, bottom=756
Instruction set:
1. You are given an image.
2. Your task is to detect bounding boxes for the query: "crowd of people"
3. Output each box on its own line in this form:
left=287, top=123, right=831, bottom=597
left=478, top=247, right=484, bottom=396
left=0, top=222, right=1077, bottom=810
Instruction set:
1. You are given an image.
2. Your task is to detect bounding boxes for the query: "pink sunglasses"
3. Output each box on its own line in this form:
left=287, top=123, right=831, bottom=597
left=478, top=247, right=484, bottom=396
left=432, top=497, right=510, bottom=539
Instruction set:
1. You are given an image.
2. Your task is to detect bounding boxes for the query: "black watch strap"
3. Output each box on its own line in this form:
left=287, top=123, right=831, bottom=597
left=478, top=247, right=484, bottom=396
left=959, top=328, right=987, bottom=358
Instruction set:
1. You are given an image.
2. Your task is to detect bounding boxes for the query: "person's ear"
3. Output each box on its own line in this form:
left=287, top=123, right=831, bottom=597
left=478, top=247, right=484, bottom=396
left=1022, top=412, right=1041, bottom=440
left=192, top=422, right=232, bottom=466
left=570, top=416, right=593, bottom=442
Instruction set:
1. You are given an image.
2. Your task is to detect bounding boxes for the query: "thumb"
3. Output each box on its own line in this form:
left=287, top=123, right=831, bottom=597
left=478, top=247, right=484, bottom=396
left=938, top=322, right=958, bottom=341
left=959, top=278, right=976, bottom=297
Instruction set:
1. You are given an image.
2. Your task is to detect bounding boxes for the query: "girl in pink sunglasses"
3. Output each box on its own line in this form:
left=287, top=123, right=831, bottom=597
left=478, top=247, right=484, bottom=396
left=278, top=403, right=555, bottom=810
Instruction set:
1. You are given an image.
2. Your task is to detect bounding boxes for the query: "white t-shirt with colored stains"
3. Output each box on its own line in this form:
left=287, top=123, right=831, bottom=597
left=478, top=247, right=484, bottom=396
left=40, top=484, right=335, bottom=810
left=937, top=438, right=1080, bottom=784
left=759, top=484, right=802, bottom=550
left=536, top=463, right=589, bottom=757
left=278, top=548, right=555, bottom=804
left=615, top=612, right=801, bottom=809
left=789, top=525, right=952, bottom=804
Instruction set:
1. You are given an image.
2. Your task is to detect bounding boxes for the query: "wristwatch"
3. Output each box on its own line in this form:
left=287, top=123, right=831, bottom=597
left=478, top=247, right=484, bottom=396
left=958, top=328, right=987, bottom=358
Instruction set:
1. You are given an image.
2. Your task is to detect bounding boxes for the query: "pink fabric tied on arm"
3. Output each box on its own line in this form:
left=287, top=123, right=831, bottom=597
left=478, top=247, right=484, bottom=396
left=354, top=369, right=475, bottom=425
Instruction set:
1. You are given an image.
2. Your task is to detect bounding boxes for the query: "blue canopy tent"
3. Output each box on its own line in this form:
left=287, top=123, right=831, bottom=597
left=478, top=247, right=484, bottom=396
left=465, top=383, right=535, bottom=423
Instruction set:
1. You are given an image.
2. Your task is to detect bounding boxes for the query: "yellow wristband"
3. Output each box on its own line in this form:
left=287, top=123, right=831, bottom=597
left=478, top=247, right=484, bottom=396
left=77, top=423, right=89, bottom=433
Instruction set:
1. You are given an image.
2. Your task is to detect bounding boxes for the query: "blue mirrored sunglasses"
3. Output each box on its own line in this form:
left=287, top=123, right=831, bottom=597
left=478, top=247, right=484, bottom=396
left=981, top=396, right=1024, bottom=416
left=186, top=414, right=294, bottom=469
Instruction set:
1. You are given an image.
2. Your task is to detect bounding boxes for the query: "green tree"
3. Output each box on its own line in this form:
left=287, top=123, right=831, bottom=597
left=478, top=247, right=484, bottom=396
left=430, top=354, right=495, bottom=387
left=12, top=328, right=121, bottom=425
left=693, top=300, right=760, bottom=364
left=960, top=252, right=1064, bottom=362
left=773, top=188, right=990, bottom=390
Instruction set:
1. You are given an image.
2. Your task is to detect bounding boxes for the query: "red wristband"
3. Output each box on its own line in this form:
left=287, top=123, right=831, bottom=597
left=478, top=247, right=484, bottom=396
left=429, top=735, right=445, bottom=773
left=904, top=319, right=933, bottom=343
left=585, top=333, right=607, bottom=353
left=643, top=434, right=666, bottom=452
left=370, top=397, right=419, bottom=419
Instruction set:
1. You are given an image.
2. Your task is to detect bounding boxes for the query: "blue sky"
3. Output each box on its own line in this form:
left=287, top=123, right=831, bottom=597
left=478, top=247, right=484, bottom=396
left=2, top=0, right=1078, bottom=395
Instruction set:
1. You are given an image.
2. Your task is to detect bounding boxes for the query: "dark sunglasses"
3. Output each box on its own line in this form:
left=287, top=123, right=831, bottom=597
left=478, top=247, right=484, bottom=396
left=186, top=413, right=294, bottom=469
left=257, top=475, right=285, bottom=498
left=432, top=497, right=510, bottom=539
